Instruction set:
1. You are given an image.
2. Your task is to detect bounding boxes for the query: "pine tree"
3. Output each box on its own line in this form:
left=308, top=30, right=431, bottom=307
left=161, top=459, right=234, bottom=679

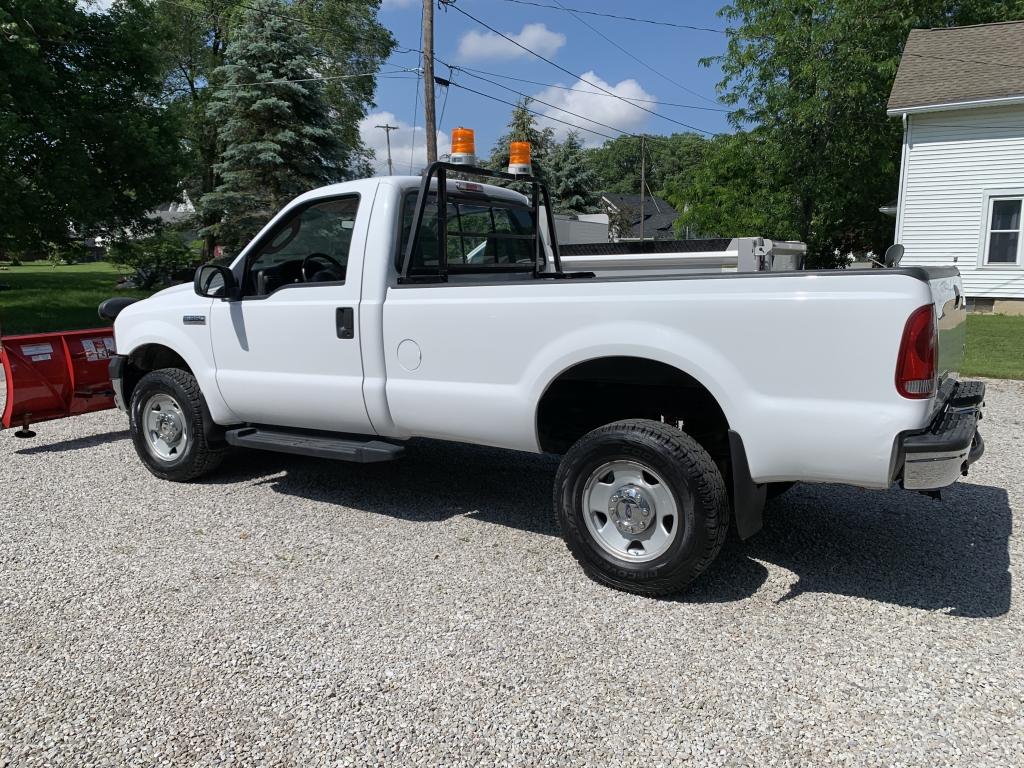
left=198, top=0, right=349, bottom=252
left=547, top=132, right=598, bottom=214
left=486, top=98, right=556, bottom=192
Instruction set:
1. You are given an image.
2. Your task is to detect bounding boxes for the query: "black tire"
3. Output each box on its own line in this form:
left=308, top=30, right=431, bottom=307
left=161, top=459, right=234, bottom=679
left=554, top=419, right=730, bottom=596
left=129, top=368, right=225, bottom=482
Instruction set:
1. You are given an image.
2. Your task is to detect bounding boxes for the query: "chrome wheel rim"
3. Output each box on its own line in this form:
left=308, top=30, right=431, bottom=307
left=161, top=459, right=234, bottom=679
left=582, top=460, right=682, bottom=563
left=142, top=393, right=188, bottom=462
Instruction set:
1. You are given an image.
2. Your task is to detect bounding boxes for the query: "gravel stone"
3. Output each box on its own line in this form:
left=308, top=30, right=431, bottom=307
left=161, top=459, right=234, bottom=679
left=0, top=377, right=1021, bottom=767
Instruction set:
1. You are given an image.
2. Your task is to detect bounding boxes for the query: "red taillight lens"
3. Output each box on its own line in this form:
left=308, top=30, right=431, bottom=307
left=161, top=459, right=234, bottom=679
left=896, top=305, right=937, bottom=399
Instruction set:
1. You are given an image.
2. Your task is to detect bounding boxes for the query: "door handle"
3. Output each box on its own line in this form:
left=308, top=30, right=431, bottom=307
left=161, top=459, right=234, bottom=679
left=336, top=307, right=354, bottom=339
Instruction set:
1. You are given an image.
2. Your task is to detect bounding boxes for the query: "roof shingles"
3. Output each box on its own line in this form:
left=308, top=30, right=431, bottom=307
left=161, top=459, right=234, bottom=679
left=888, top=21, right=1024, bottom=112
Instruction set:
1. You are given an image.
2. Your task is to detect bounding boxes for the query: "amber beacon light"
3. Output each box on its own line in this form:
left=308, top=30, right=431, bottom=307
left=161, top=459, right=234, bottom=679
left=450, top=127, right=477, bottom=166
left=508, top=141, right=532, bottom=175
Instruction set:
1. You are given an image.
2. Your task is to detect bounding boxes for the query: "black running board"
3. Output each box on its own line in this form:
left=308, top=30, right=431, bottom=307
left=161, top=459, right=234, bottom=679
left=225, top=427, right=404, bottom=463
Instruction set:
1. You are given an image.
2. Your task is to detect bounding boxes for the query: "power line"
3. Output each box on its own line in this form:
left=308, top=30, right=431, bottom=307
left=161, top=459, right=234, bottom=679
left=548, top=0, right=721, bottom=106
left=440, top=2, right=717, bottom=135
left=451, top=65, right=730, bottom=112
left=450, top=68, right=638, bottom=138
left=495, top=0, right=727, bottom=34
left=437, top=64, right=454, bottom=127
left=446, top=81, right=618, bottom=141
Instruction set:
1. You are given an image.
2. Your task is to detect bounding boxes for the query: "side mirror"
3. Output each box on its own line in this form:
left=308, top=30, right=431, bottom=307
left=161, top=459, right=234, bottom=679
left=884, top=243, right=904, bottom=268
left=194, top=264, right=237, bottom=299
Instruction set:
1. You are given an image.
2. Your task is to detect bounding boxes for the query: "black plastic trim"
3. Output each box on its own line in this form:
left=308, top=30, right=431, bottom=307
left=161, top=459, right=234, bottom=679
left=97, top=297, right=140, bottom=321
left=108, top=354, right=127, bottom=381
left=225, top=426, right=404, bottom=463
left=728, top=430, right=766, bottom=540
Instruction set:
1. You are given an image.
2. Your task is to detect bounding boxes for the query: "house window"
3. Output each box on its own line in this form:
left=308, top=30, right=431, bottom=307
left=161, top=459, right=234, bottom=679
left=985, top=197, right=1023, bottom=265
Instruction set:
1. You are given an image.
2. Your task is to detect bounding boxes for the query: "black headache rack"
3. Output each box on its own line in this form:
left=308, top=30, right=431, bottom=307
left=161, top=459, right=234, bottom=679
left=398, top=161, right=593, bottom=284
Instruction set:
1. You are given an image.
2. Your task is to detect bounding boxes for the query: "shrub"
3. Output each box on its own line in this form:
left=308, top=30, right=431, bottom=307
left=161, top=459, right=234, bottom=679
left=108, top=230, right=195, bottom=289
left=45, top=241, right=87, bottom=266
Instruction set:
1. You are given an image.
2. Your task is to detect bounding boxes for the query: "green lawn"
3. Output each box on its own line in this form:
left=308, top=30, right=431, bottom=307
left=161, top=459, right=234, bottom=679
left=0, top=261, right=152, bottom=336
left=964, top=314, right=1024, bottom=381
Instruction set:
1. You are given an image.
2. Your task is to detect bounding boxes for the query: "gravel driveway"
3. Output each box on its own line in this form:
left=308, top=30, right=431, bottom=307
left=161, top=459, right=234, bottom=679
left=1, top=379, right=1021, bottom=767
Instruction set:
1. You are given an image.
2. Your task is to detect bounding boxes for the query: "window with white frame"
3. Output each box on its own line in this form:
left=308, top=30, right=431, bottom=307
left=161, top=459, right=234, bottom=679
left=985, top=197, right=1023, bottom=266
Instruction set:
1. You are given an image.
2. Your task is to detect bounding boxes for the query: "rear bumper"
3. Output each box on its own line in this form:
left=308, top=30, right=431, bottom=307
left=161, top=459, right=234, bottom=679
left=898, top=380, right=985, bottom=491
left=109, top=355, right=128, bottom=412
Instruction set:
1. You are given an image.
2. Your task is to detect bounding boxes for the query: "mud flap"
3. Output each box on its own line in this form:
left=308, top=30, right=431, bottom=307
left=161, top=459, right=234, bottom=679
left=1, top=328, right=117, bottom=434
left=728, top=429, right=766, bottom=539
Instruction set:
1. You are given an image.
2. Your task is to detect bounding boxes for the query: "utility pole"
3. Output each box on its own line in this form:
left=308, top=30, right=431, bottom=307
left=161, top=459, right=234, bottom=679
left=376, top=123, right=398, bottom=175
left=639, top=135, right=646, bottom=242
left=422, top=0, right=438, bottom=163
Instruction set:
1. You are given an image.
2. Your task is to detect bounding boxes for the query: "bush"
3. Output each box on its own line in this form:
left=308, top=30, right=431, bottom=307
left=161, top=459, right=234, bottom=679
left=108, top=230, right=195, bottom=289
left=45, top=241, right=87, bottom=266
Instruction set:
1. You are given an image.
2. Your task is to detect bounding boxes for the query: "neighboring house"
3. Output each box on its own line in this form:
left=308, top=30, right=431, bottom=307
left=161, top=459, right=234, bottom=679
left=601, top=193, right=680, bottom=242
left=888, top=21, right=1024, bottom=314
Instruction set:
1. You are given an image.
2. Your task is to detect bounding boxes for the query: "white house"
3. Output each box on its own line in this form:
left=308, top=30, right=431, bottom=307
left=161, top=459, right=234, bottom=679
left=888, top=21, right=1024, bottom=314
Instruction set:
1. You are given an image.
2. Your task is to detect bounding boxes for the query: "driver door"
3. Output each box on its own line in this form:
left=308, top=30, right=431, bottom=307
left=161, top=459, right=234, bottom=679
left=209, top=193, right=375, bottom=434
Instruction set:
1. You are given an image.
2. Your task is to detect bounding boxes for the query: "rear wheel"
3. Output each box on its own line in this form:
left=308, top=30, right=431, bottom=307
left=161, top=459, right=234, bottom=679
left=554, top=419, right=730, bottom=596
left=129, top=368, right=224, bottom=481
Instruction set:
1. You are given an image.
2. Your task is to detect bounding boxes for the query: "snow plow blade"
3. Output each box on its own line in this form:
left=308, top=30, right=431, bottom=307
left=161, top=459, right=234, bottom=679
left=1, top=328, right=117, bottom=434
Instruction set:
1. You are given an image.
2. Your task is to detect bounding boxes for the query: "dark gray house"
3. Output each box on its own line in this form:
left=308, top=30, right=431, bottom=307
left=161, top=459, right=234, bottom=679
left=601, top=193, right=680, bottom=241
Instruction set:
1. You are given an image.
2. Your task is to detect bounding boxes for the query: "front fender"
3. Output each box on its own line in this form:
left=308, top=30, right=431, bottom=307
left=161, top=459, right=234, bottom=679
left=115, top=313, right=239, bottom=426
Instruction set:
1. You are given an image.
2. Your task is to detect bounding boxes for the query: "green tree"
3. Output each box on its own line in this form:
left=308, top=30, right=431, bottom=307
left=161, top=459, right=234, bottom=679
left=547, top=132, right=598, bottom=213
left=587, top=133, right=708, bottom=198
left=0, top=0, right=183, bottom=255
left=198, top=0, right=352, bottom=252
left=155, top=0, right=393, bottom=256
left=673, top=0, right=1024, bottom=265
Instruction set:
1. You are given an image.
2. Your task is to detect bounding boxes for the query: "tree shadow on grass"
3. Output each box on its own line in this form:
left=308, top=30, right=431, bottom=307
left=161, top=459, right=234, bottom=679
left=208, top=440, right=1013, bottom=617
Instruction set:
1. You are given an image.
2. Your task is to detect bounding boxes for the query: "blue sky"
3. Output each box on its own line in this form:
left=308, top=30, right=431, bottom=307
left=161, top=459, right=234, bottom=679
left=362, top=0, right=735, bottom=174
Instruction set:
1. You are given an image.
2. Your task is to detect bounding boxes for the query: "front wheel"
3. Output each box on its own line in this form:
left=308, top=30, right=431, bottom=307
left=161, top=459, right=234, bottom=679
left=554, top=419, right=730, bottom=596
left=129, top=368, right=225, bottom=482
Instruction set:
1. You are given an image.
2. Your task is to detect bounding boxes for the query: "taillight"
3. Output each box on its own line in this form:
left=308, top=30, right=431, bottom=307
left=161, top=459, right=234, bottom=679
left=896, top=305, right=937, bottom=399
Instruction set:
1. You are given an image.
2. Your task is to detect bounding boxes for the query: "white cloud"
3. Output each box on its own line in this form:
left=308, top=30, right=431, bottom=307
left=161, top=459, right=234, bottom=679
left=457, top=23, right=566, bottom=61
left=381, top=0, right=417, bottom=8
left=532, top=72, right=656, bottom=147
left=359, top=111, right=451, bottom=176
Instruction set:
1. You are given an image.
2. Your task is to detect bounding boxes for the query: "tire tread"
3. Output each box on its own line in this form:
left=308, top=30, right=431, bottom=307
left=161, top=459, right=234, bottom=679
left=130, top=368, right=224, bottom=482
left=554, top=419, right=730, bottom=597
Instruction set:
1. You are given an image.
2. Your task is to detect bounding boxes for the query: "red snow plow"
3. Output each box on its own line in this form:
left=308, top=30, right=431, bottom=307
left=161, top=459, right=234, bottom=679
left=1, top=328, right=118, bottom=437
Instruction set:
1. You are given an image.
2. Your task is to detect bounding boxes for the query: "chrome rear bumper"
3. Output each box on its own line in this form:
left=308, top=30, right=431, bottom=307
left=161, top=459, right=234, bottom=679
left=899, top=380, right=985, bottom=491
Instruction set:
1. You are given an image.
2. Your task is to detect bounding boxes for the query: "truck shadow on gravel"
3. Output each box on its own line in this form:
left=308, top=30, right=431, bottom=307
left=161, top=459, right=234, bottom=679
left=211, top=440, right=1012, bottom=618
left=14, top=429, right=129, bottom=455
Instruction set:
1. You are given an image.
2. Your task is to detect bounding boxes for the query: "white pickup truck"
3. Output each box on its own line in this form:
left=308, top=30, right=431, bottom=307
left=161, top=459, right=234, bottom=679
left=103, top=162, right=985, bottom=596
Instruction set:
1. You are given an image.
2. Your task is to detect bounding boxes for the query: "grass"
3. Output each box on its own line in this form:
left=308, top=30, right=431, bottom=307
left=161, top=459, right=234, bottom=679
left=0, top=261, right=152, bottom=336
left=963, top=314, right=1024, bottom=381
left=1, top=260, right=1021, bottom=380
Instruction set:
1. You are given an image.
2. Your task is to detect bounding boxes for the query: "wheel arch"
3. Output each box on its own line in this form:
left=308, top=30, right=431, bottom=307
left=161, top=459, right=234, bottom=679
left=535, top=354, right=765, bottom=540
left=534, top=355, right=731, bottom=456
left=116, top=322, right=238, bottom=425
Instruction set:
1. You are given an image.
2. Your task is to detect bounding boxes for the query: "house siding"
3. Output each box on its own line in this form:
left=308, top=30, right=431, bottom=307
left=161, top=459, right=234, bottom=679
left=897, top=105, right=1024, bottom=299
